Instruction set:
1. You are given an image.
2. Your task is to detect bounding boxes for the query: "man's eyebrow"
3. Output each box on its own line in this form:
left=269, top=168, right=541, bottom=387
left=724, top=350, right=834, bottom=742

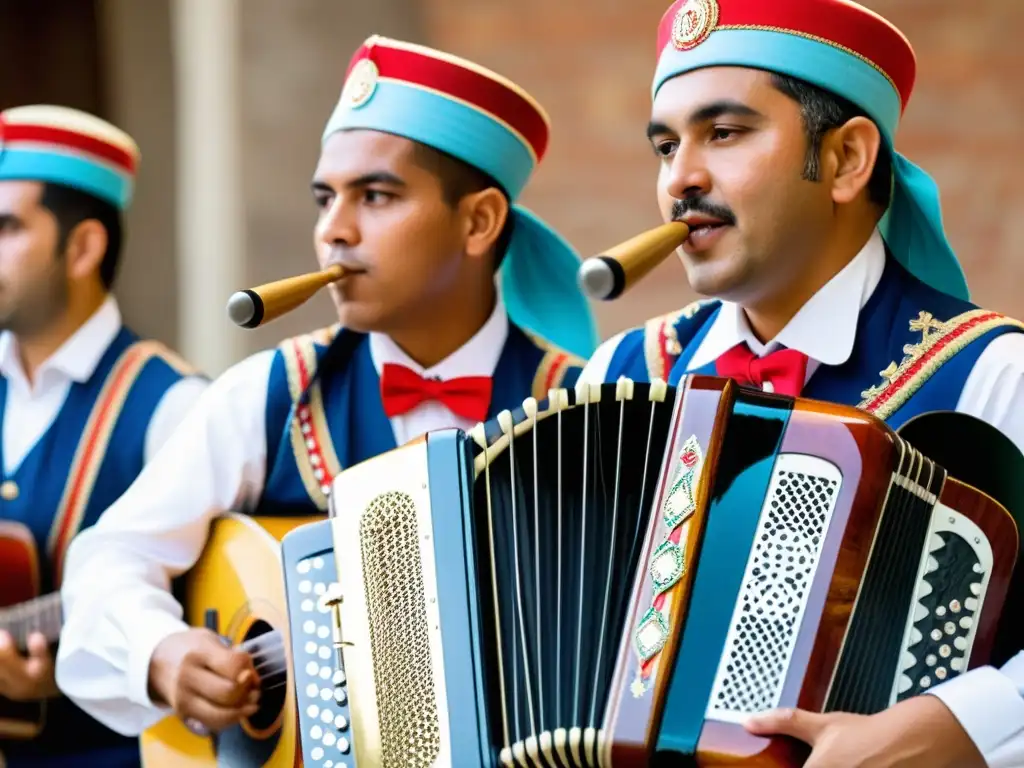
left=647, top=99, right=765, bottom=139
left=310, top=172, right=407, bottom=194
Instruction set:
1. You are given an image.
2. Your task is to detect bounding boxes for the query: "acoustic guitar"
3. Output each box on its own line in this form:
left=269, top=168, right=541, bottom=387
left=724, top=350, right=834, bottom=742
left=139, top=512, right=320, bottom=768
left=0, top=521, right=64, bottom=740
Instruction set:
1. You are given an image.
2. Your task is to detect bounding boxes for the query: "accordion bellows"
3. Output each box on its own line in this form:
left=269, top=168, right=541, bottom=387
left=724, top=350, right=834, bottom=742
left=283, top=374, right=1024, bottom=767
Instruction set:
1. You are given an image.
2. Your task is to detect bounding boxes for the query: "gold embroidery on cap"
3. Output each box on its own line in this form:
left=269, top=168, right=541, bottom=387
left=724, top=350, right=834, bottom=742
left=672, top=0, right=720, bottom=50
left=341, top=58, right=379, bottom=109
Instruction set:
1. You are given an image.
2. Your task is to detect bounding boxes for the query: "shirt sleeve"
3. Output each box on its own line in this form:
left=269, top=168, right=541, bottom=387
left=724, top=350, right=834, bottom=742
left=578, top=331, right=627, bottom=385
left=54, top=350, right=276, bottom=736
left=929, top=330, right=1024, bottom=765
left=926, top=654, right=1024, bottom=768
left=955, top=331, right=1024, bottom=457
left=143, top=375, right=210, bottom=462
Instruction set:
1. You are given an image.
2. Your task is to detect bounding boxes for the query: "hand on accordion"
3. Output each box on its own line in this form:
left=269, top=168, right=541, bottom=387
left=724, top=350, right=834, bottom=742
left=744, top=697, right=986, bottom=768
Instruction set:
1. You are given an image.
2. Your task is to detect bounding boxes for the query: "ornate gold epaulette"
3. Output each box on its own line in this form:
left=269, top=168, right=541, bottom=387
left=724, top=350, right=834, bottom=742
left=278, top=324, right=344, bottom=511
left=524, top=331, right=588, bottom=401
left=643, top=299, right=716, bottom=382
left=858, top=309, right=1024, bottom=420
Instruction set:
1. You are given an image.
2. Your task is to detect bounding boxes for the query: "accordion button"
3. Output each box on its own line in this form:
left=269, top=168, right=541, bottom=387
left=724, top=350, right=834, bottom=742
left=334, top=688, right=347, bottom=704
left=333, top=669, right=346, bottom=685
left=335, top=714, right=348, bottom=730
left=338, top=737, right=350, bottom=753
left=311, top=747, right=324, bottom=760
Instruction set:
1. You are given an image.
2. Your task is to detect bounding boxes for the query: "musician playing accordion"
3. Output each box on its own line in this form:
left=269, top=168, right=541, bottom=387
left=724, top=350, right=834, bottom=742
left=52, top=38, right=597, bottom=740
left=581, top=0, right=1024, bottom=766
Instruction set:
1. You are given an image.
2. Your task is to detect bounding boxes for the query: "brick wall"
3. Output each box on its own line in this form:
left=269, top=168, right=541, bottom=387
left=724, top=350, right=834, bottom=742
left=423, top=0, right=1024, bottom=338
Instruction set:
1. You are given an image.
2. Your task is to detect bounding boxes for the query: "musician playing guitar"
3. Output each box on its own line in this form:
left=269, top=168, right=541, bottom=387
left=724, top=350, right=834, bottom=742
left=580, top=1, right=1024, bottom=766
left=0, top=106, right=207, bottom=766
left=53, top=36, right=597, bottom=744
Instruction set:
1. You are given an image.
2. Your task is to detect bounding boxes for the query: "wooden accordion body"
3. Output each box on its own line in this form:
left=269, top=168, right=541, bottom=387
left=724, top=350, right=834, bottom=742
left=281, top=374, right=1024, bottom=767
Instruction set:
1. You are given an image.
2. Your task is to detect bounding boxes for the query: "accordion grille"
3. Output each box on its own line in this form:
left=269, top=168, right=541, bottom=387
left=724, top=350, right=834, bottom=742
left=359, top=491, right=442, bottom=766
left=707, top=456, right=842, bottom=719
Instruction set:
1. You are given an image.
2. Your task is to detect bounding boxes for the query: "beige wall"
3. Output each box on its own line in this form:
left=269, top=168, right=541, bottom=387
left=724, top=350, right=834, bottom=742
left=99, top=0, right=179, bottom=350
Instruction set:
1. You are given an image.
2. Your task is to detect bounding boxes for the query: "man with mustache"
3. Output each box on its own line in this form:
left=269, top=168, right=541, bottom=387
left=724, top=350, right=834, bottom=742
left=581, top=0, right=1024, bottom=766
left=0, top=105, right=207, bottom=766
left=54, top=36, right=598, bottom=739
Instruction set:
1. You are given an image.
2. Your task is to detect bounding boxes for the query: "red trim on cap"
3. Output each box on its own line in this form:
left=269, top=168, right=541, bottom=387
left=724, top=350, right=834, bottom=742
left=0, top=123, right=136, bottom=174
left=345, top=43, right=548, bottom=161
left=657, top=0, right=916, bottom=110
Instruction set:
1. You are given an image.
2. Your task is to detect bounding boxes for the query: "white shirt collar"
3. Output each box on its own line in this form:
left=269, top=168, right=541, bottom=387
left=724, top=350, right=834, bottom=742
left=0, top=295, right=122, bottom=391
left=368, top=293, right=510, bottom=379
left=689, top=228, right=886, bottom=369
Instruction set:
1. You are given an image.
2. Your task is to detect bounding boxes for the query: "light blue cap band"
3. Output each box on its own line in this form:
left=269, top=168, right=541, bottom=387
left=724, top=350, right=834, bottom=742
left=654, top=28, right=968, bottom=301
left=0, top=147, right=134, bottom=210
left=324, top=76, right=599, bottom=358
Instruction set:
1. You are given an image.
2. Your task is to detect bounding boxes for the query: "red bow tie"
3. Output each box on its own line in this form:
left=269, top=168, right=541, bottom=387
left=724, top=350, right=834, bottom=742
left=714, top=343, right=809, bottom=397
left=380, top=363, right=493, bottom=422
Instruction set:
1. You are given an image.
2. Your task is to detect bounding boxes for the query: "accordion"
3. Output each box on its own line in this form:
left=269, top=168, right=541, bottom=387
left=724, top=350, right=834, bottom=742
left=282, top=375, right=1024, bottom=767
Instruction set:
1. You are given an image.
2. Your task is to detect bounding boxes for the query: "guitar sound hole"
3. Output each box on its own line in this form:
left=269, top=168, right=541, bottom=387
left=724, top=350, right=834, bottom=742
left=243, top=619, right=286, bottom=734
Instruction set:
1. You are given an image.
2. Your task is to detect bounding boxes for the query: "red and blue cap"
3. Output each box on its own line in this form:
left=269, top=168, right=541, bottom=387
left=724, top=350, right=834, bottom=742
left=0, top=105, right=140, bottom=211
left=322, top=36, right=598, bottom=361
left=653, top=0, right=969, bottom=301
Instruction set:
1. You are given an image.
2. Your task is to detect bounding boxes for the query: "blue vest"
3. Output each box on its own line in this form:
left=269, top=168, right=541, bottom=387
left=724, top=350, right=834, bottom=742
left=604, top=256, right=1024, bottom=431
left=255, top=323, right=585, bottom=515
left=0, top=327, right=201, bottom=767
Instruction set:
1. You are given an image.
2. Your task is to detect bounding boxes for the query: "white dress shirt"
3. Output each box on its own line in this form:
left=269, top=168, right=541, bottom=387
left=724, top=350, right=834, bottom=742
left=0, top=296, right=207, bottom=473
left=581, top=228, right=1024, bottom=766
left=54, top=297, right=510, bottom=736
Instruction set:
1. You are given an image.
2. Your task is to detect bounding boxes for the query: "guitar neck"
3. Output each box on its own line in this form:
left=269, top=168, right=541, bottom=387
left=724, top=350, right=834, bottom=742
left=0, top=592, right=63, bottom=648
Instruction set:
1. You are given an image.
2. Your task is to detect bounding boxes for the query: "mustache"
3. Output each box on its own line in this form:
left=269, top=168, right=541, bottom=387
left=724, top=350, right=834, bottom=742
left=671, top=197, right=736, bottom=226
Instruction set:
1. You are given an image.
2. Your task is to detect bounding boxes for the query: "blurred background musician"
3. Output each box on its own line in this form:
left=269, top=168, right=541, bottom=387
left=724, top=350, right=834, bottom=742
left=0, top=105, right=206, bottom=767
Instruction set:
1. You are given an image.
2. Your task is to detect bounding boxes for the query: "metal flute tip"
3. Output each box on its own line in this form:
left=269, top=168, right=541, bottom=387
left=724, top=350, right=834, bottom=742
left=226, top=290, right=257, bottom=327
left=577, top=258, right=616, bottom=300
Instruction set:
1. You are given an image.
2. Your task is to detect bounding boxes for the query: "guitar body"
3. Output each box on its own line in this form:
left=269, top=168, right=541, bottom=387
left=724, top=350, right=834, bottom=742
left=0, top=520, right=45, bottom=740
left=140, top=513, right=320, bottom=768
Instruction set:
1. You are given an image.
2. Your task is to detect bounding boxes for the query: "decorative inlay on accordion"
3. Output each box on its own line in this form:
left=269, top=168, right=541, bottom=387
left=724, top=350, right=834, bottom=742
left=281, top=375, right=1024, bottom=767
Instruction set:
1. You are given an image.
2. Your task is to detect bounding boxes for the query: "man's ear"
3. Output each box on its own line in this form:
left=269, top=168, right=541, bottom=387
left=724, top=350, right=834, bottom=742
left=462, top=187, right=509, bottom=259
left=824, top=116, right=883, bottom=206
left=62, top=219, right=108, bottom=281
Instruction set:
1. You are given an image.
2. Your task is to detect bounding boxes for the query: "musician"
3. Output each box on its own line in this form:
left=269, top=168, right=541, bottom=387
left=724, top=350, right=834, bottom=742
left=580, top=1, right=1024, bottom=766
left=53, top=36, right=598, bottom=740
left=0, top=105, right=207, bottom=766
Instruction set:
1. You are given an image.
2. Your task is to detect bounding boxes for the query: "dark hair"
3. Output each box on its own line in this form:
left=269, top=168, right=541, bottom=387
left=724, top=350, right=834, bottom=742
left=39, top=182, right=123, bottom=289
left=411, top=143, right=515, bottom=270
left=770, top=73, right=893, bottom=210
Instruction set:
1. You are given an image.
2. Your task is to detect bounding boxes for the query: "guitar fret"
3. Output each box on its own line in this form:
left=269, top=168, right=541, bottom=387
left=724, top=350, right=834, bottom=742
left=0, top=593, right=63, bottom=646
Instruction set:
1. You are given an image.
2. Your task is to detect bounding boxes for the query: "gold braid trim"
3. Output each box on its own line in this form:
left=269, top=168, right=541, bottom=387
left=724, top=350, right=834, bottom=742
left=642, top=299, right=714, bottom=382
left=279, top=326, right=343, bottom=510
left=522, top=331, right=587, bottom=401
left=48, top=340, right=190, bottom=585
left=858, top=309, right=1024, bottom=421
